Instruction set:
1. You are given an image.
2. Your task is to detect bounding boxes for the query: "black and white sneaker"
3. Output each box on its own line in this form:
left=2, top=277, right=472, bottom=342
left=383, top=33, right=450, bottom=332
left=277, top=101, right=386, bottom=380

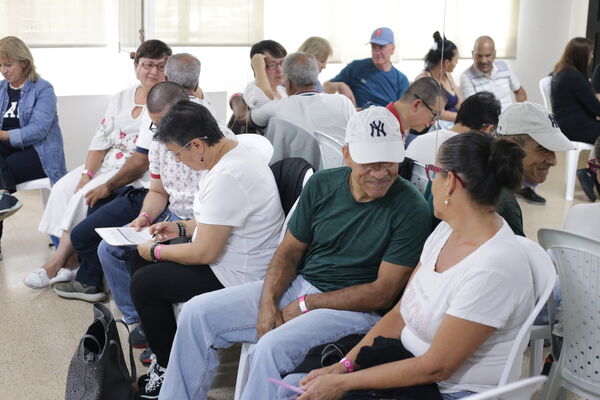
left=0, top=192, right=22, bottom=221
left=134, top=354, right=166, bottom=399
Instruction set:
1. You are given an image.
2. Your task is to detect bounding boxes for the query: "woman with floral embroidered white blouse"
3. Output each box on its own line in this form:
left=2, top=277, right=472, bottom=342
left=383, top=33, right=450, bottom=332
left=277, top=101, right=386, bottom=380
left=23, top=40, right=172, bottom=289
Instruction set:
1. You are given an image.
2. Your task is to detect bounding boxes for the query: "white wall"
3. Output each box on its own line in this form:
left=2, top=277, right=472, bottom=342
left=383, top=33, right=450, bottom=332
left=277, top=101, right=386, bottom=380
left=26, top=0, right=589, bottom=109
left=512, top=0, right=589, bottom=105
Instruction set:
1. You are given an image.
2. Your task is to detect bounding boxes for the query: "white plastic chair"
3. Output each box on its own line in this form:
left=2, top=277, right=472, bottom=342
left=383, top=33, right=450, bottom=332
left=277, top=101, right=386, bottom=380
left=539, top=76, right=553, bottom=112
left=462, top=376, right=547, bottom=400
left=15, top=177, right=52, bottom=206
left=410, top=162, right=430, bottom=197
left=538, top=76, right=591, bottom=201
left=563, top=203, right=600, bottom=241
left=236, top=133, right=274, bottom=165
left=499, top=236, right=557, bottom=386
left=529, top=203, right=600, bottom=374
left=529, top=322, right=553, bottom=376
left=313, top=131, right=344, bottom=170
left=537, top=229, right=600, bottom=400
left=565, top=141, right=594, bottom=201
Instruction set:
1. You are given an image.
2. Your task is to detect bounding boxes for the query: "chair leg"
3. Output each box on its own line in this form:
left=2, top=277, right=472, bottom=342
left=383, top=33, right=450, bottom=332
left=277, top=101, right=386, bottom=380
left=529, top=338, right=544, bottom=376
left=542, top=354, right=564, bottom=400
left=565, top=149, right=580, bottom=201
left=234, top=343, right=255, bottom=400
left=41, top=188, right=51, bottom=207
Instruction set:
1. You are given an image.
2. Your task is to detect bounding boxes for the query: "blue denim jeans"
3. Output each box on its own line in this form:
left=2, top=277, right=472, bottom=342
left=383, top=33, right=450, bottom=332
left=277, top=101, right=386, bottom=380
left=97, top=209, right=179, bottom=324
left=72, top=187, right=148, bottom=289
left=442, top=390, right=475, bottom=399
left=159, top=276, right=381, bottom=400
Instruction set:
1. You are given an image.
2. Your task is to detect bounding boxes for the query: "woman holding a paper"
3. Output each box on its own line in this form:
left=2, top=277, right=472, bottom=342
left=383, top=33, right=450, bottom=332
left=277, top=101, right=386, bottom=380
left=130, top=100, right=284, bottom=399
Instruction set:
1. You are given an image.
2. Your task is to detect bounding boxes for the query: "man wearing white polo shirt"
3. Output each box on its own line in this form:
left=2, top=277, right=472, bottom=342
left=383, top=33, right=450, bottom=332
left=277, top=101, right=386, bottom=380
left=460, top=36, right=527, bottom=111
left=251, top=52, right=355, bottom=142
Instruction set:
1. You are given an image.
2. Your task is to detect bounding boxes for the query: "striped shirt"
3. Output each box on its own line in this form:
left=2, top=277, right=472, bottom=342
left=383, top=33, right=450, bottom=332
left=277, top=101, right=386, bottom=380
left=460, top=61, right=521, bottom=111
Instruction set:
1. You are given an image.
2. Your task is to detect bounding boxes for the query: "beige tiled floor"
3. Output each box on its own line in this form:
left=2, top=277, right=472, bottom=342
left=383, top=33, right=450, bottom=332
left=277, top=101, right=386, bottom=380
left=0, top=151, right=591, bottom=399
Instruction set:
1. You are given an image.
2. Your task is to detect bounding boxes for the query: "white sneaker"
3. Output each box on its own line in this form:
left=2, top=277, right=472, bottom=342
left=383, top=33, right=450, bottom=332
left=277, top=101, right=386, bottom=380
left=23, top=268, right=50, bottom=289
left=49, top=267, right=79, bottom=286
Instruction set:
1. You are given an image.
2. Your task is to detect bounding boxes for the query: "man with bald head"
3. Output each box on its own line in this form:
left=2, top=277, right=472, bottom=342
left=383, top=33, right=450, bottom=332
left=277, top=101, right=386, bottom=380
left=460, top=36, right=527, bottom=111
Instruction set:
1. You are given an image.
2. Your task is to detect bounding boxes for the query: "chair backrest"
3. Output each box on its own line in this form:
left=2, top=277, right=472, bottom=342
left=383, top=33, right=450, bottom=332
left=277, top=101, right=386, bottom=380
left=498, top=236, right=557, bottom=385
left=236, top=133, right=274, bottom=164
left=563, top=203, right=600, bottom=241
left=278, top=168, right=313, bottom=244
left=265, top=118, right=322, bottom=169
left=57, top=94, right=112, bottom=170
left=313, top=131, right=344, bottom=170
left=462, top=376, right=547, bottom=400
left=410, top=162, right=431, bottom=197
left=538, top=76, right=552, bottom=112
left=538, top=228, right=600, bottom=390
left=204, top=91, right=227, bottom=122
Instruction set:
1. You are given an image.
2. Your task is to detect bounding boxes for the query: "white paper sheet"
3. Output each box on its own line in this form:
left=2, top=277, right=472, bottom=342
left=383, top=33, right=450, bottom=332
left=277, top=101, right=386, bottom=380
left=95, top=227, right=153, bottom=246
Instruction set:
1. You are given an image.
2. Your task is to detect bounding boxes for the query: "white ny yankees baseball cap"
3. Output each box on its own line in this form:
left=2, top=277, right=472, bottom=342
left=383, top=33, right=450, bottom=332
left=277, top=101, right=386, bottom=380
left=345, top=106, right=405, bottom=164
left=496, top=102, right=575, bottom=152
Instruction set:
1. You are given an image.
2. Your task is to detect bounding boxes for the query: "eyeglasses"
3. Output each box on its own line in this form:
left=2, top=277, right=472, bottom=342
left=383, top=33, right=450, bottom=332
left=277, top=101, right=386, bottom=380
left=140, top=62, right=166, bottom=72
left=149, top=122, right=158, bottom=133
left=425, top=164, right=466, bottom=187
left=172, top=137, right=208, bottom=161
left=265, top=60, right=284, bottom=70
left=589, top=158, right=600, bottom=174
left=414, top=94, right=440, bottom=122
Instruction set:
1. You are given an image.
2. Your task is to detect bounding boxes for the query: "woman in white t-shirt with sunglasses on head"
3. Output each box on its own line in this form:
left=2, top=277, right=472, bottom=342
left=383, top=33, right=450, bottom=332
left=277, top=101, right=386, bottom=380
left=295, top=132, right=534, bottom=400
left=130, top=100, right=284, bottom=399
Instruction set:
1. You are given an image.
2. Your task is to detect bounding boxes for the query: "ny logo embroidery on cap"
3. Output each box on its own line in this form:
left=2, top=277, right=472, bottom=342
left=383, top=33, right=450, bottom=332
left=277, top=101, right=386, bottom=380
left=370, top=120, right=386, bottom=137
left=547, top=113, right=559, bottom=128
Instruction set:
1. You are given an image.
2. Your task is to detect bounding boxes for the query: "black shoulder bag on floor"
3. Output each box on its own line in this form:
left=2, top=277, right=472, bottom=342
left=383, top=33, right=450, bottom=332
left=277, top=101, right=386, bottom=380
left=65, top=302, right=136, bottom=400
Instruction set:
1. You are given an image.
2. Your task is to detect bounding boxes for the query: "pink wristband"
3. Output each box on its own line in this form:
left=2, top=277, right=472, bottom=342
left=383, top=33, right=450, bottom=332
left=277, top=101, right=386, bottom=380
left=339, top=357, right=355, bottom=373
left=82, top=169, right=95, bottom=179
left=154, top=244, right=163, bottom=261
left=298, top=295, right=309, bottom=313
left=139, top=212, right=153, bottom=224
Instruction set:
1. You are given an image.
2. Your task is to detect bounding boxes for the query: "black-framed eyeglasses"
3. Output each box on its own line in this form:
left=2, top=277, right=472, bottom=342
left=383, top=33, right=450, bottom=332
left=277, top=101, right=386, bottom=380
left=414, top=94, right=440, bottom=121
left=589, top=158, right=599, bottom=174
left=425, top=164, right=466, bottom=187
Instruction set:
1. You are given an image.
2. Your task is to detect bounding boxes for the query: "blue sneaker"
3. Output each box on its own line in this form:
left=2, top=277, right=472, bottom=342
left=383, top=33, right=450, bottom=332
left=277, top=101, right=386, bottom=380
left=0, top=192, right=22, bottom=221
